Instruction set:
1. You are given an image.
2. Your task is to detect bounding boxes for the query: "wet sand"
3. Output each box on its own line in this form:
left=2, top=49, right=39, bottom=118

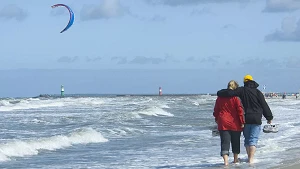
left=270, top=159, right=300, bottom=169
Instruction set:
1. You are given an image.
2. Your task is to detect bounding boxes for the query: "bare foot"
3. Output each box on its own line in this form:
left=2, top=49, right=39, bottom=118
left=248, top=158, right=254, bottom=164
left=233, top=159, right=240, bottom=163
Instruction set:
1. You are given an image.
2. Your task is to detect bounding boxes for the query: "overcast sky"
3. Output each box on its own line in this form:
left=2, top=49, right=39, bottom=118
left=0, top=0, right=300, bottom=97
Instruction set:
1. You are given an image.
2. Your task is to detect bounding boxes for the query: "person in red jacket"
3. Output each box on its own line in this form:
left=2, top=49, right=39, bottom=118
left=213, top=80, right=245, bottom=166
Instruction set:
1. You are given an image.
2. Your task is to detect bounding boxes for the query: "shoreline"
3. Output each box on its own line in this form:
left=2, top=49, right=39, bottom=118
left=1, top=94, right=299, bottom=99
left=270, top=158, right=300, bottom=169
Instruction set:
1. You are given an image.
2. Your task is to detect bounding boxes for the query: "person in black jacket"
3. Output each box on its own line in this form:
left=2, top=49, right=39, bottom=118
left=217, top=74, right=273, bottom=164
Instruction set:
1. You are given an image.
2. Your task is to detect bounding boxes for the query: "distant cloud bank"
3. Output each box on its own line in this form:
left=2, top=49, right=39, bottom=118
left=0, top=4, right=28, bottom=21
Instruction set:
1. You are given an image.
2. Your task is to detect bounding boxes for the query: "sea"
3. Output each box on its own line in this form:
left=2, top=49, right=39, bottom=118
left=0, top=94, right=299, bottom=169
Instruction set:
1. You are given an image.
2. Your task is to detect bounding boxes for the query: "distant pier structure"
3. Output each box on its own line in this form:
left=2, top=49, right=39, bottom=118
left=159, top=87, right=162, bottom=96
left=61, top=85, right=64, bottom=97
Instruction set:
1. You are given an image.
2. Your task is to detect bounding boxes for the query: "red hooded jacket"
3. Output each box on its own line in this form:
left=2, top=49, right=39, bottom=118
left=213, top=96, right=245, bottom=131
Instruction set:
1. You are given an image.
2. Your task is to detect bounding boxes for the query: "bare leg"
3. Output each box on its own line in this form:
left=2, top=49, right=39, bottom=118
left=245, top=146, right=250, bottom=156
left=233, top=154, right=239, bottom=163
left=222, top=154, right=229, bottom=166
left=248, top=146, right=256, bottom=164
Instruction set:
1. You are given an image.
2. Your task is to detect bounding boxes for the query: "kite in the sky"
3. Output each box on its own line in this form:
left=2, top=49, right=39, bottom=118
left=51, top=4, right=74, bottom=33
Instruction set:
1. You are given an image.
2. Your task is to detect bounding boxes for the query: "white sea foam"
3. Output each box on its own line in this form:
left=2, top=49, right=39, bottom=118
left=136, top=107, right=174, bottom=117
left=0, top=97, right=107, bottom=111
left=0, top=96, right=299, bottom=169
left=0, top=128, right=108, bottom=162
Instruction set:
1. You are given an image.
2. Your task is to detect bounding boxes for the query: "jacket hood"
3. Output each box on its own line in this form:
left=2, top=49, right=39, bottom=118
left=244, top=80, right=259, bottom=88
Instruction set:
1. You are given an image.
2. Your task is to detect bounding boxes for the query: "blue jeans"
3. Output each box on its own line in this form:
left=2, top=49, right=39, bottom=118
left=243, top=124, right=261, bottom=147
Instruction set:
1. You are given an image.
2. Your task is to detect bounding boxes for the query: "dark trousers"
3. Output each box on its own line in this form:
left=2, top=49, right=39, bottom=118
left=219, top=130, right=241, bottom=156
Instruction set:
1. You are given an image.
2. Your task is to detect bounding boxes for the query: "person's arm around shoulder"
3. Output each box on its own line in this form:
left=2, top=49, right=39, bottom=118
left=217, top=87, right=243, bottom=97
left=258, top=90, right=273, bottom=124
left=213, top=97, right=220, bottom=124
left=234, top=97, right=245, bottom=128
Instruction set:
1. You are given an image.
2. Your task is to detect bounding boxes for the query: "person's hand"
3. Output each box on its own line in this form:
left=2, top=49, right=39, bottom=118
left=241, top=124, right=244, bottom=128
left=267, top=120, right=272, bottom=124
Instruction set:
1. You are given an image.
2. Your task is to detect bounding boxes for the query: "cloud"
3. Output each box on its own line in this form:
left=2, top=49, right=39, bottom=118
left=190, top=7, right=214, bottom=16
left=164, top=53, right=180, bottom=63
left=200, top=55, right=220, bottom=65
left=222, top=24, right=236, bottom=30
left=284, top=56, right=300, bottom=68
left=50, top=6, right=68, bottom=16
left=86, top=56, right=102, bottom=62
left=128, top=54, right=177, bottom=64
left=57, top=56, right=79, bottom=63
left=264, top=17, right=300, bottom=42
left=145, top=0, right=249, bottom=6
left=111, top=57, right=127, bottom=64
left=149, top=15, right=166, bottom=22
left=131, top=14, right=167, bottom=23
left=111, top=54, right=178, bottom=65
left=185, top=55, right=221, bottom=66
left=186, top=57, right=197, bottom=62
left=239, top=58, right=282, bottom=68
left=129, top=56, right=166, bottom=64
left=80, top=0, right=128, bottom=21
left=80, top=0, right=166, bottom=22
left=0, top=4, right=28, bottom=21
left=263, top=0, right=300, bottom=12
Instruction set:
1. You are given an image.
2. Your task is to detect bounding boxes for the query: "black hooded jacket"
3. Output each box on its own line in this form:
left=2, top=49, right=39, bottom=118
left=217, top=80, right=273, bottom=125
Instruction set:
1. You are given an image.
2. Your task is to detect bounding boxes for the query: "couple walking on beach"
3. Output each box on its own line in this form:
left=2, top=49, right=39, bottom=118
left=213, top=74, right=273, bottom=166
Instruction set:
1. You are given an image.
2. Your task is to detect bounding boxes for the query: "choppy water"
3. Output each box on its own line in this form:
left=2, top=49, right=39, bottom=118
left=0, top=95, right=299, bottom=168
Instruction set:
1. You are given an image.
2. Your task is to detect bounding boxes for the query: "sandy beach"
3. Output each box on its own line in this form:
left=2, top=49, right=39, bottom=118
left=270, top=159, right=300, bottom=169
left=272, top=164, right=300, bottom=169
left=282, top=164, right=300, bottom=169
